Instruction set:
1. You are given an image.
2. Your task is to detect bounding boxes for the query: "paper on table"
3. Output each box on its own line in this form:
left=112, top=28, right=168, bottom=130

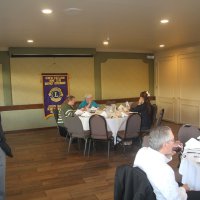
left=75, top=109, right=83, bottom=115
left=185, top=138, right=200, bottom=149
left=81, top=111, right=91, bottom=117
left=91, top=106, right=97, bottom=111
left=121, top=112, right=128, bottom=117
left=100, top=111, right=108, bottom=118
left=118, top=104, right=125, bottom=111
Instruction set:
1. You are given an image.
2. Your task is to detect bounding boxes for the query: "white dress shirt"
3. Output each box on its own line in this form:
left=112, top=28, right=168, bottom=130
left=133, top=147, right=187, bottom=200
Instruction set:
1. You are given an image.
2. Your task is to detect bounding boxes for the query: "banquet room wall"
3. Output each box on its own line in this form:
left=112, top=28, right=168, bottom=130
left=0, top=64, right=4, bottom=106
left=101, top=59, right=149, bottom=99
left=155, top=44, right=200, bottom=127
left=0, top=51, right=154, bottom=131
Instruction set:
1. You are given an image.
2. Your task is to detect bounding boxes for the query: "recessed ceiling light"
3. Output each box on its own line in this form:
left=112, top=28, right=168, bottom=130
left=103, top=40, right=109, bottom=46
left=42, top=9, right=53, bottom=14
left=160, top=19, right=169, bottom=24
left=27, top=39, right=34, bottom=43
left=159, top=44, right=165, bottom=48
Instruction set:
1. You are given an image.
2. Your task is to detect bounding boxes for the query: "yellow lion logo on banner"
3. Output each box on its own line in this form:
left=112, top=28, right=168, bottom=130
left=48, top=87, right=63, bottom=102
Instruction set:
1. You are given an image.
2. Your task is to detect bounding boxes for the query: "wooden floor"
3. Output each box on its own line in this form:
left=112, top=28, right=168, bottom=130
left=5, top=122, right=181, bottom=200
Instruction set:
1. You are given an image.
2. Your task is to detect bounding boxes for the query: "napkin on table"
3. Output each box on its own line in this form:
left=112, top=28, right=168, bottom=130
left=75, top=109, right=83, bottom=115
left=185, top=138, right=200, bottom=149
left=81, top=111, right=91, bottom=117
left=100, top=111, right=108, bottom=118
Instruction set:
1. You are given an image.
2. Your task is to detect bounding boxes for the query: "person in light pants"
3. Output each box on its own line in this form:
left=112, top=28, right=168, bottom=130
left=0, top=147, right=5, bottom=200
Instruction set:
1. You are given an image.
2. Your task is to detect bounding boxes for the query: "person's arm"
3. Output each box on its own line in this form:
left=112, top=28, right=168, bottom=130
left=91, top=101, right=99, bottom=108
left=78, top=101, right=85, bottom=109
left=159, top=167, right=188, bottom=200
left=131, top=103, right=146, bottom=112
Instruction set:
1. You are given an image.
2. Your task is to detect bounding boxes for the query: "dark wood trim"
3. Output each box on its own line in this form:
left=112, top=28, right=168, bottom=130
left=5, top=126, right=57, bottom=134
left=0, top=96, right=156, bottom=112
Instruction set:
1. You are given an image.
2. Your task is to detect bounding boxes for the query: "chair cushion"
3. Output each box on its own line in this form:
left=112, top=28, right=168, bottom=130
left=91, top=131, right=112, bottom=140
left=117, top=131, right=139, bottom=139
left=72, top=130, right=90, bottom=138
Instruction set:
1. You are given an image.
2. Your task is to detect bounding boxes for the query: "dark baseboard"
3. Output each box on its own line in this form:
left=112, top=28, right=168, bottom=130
left=5, top=126, right=57, bottom=134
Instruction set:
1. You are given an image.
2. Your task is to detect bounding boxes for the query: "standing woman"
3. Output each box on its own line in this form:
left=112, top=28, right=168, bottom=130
left=131, top=91, right=152, bottom=131
left=0, top=113, right=13, bottom=200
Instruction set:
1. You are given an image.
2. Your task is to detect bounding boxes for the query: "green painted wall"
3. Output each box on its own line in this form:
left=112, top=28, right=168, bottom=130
left=0, top=51, right=12, bottom=105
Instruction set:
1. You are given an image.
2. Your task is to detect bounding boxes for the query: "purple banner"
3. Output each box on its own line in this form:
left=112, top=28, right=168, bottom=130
left=42, top=73, right=68, bottom=118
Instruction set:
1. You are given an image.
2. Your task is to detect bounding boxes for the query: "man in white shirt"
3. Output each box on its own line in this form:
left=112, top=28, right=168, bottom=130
left=134, top=126, right=192, bottom=200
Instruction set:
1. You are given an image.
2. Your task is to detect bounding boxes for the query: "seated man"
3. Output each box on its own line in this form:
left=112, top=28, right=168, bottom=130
left=78, top=94, right=99, bottom=110
left=134, top=126, right=200, bottom=200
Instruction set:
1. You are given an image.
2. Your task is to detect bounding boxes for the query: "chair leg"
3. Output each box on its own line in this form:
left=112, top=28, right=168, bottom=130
left=88, top=139, right=92, bottom=157
left=108, top=140, right=110, bottom=159
left=93, top=140, right=96, bottom=152
left=68, top=136, right=72, bottom=153
left=78, top=138, right=81, bottom=150
left=122, top=140, right=126, bottom=153
left=84, top=138, right=88, bottom=156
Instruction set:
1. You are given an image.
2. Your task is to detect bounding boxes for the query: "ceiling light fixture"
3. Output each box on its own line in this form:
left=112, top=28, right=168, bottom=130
left=160, top=19, right=169, bottom=24
left=103, top=40, right=109, bottom=46
left=27, top=39, right=34, bottom=43
left=159, top=44, right=165, bottom=48
left=42, top=9, right=53, bottom=14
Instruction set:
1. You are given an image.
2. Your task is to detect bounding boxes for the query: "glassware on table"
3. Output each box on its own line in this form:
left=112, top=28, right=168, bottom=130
left=172, top=141, right=183, bottom=153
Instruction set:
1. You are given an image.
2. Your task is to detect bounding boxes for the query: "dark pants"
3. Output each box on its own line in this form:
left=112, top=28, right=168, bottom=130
left=187, top=191, right=200, bottom=200
left=0, top=148, right=5, bottom=200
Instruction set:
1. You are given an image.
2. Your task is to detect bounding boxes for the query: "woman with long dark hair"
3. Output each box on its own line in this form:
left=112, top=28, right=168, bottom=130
left=131, top=91, right=152, bottom=131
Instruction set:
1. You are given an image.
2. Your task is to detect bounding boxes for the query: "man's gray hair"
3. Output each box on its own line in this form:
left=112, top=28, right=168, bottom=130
left=149, top=126, right=172, bottom=151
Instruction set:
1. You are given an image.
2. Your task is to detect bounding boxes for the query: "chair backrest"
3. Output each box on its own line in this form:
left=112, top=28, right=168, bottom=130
left=53, top=108, right=59, bottom=122
left=125, top=113, right=141, bottom=138
left=155, top=108, right=164, bottom=128
left=63, top=115, right=85, bottom=138
left=114, top=165, right=156, bottom=200
left=142, top=135, right=150, bottom=147
left=151, top=104, right=158, bottom=126
left=178, top=125, right=200, bottom=146
left=89, top=114, right=109, bottom=140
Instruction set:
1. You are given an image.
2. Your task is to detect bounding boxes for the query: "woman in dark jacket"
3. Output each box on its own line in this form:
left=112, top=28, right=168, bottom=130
left=131, top=91, right=152, bottom=131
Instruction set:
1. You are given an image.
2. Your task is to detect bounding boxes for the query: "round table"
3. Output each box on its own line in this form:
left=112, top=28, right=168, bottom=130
left=79, top=116, right=128, bottom=144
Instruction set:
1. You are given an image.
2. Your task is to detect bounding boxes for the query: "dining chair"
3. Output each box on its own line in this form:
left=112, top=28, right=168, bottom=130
left=62, top=115, right=90, bottom=156
left=178, top=124, right=200, bottom=147
left=116, top=113, right=141, bottom=151
left=151, top=104, right=158, bottom=126
left=88, top=114, right=114, bottom=159
left=142, top=135, right=150, bottom=147
left=140, top=104, right=158, bottom=135
left=154, top=108, right=165, bottom=128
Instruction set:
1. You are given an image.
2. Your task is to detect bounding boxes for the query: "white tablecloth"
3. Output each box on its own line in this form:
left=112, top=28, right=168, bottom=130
left=79, top=116, right=128, bottom=144
left=179, top=152, right=200, bottom=191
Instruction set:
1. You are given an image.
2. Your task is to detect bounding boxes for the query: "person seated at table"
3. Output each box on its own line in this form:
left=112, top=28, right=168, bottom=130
left=78, top=94, right=99, bottom=110
left=134, top=126, right=200, bottom=200
left=130, top=91, right=152, bottom=131
left=57, top=95, right=76, bottom=125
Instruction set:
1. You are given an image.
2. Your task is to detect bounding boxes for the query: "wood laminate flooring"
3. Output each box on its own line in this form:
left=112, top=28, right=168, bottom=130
left=5, top=121, right=181, bottom=200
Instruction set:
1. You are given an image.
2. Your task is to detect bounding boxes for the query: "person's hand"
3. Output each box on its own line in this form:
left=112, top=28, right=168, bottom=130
left=182, top=184, right=190, bottom=191
left=138, top=97, right=144, bottom=105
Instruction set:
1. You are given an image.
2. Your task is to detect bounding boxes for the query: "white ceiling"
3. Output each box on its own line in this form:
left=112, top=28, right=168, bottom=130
left=0, top=0, right=200, bottom=52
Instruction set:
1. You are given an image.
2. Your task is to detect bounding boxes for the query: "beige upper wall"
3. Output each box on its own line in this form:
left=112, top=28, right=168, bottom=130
left=10, top=57, right=95, bottom=104
left=0, top=64, right=4, bottom=106
left=101, top=59, right=149, bottom=99
left=155, top=45, right=200, bottom=126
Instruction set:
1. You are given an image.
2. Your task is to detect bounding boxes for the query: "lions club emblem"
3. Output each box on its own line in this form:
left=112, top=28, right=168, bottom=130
left=48, top=87, right=63, bottom=102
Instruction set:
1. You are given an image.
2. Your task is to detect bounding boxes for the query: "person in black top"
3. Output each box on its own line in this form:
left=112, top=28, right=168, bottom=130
left=131, top=91, right=152, bottom=131
left=0, top=113, right=13, bottom=200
